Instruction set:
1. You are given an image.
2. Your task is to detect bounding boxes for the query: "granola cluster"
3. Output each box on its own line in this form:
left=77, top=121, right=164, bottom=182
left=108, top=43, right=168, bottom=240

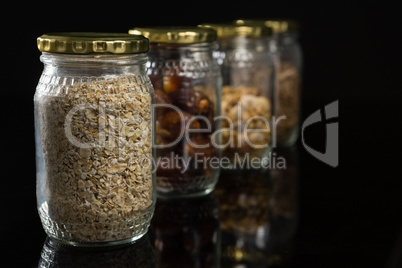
left=220, top=85, right=272, bottom=163
left=36, top=75, right=154, bottom=243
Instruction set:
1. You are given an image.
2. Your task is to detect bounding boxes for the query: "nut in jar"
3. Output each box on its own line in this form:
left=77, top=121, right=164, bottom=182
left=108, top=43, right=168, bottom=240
left=198, top=23, right=274, bottom=168
left=235, top=19, right=303, bottom=147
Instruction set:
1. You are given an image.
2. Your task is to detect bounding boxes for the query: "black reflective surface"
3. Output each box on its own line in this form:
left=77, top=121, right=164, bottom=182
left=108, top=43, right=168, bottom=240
left=38, top=233, right=156, bottom=267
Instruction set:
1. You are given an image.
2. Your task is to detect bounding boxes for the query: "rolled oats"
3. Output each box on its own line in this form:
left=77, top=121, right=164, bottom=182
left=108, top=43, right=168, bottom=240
left=36, top=75, right=154, bottom=244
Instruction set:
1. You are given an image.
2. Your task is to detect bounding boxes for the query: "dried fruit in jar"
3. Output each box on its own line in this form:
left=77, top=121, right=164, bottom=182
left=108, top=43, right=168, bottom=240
left=156, top=110, right=201, bottom=142
left=154, top=89, right=172, bottom=119
left=163, top=74, right=192, bottom=94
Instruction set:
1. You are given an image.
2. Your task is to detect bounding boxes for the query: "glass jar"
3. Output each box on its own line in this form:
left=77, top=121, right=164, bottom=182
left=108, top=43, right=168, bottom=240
left=128, top=27, right=222, bottom=198
left=35, top=33, right=156, bottom=247
left=236, top=19, right=303, bottom=147
left=198, top=23, right=274, bottom=170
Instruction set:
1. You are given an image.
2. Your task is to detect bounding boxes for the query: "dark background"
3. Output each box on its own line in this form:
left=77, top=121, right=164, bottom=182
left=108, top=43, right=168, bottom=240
left=2, top=2, right=402, bottom=267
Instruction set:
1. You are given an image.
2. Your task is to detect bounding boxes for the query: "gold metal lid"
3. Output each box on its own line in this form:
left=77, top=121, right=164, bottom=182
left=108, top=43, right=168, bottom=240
left=37, top=32, right=149, bottom=54
left=234, top=19, right=300, bottom=33
left=198, top=23, right=272, bottom=38
left=128, top=26, right=217, bottom=44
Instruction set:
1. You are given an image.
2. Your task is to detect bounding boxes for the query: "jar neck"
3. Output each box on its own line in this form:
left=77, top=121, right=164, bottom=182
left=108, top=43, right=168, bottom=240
left=40, top=52, right=149, bottom=77
left=217, top=36, right=271, bottom=67
left=147, top=42, right=215, bottom=59
left=276, top=32, right=299, bottom=45
left=146, top=42, right=219, bottom=77
left=218, top=36, right=270, bottom=52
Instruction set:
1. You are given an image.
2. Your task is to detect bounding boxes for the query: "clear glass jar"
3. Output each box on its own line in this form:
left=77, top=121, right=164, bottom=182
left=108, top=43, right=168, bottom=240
left=129, top=27, right=222, bottom=198
left=198, top=23, right=274, bottom=170
left=35, top=33, right=156, bottom=247
left=236, top=19, right=303, bottom=147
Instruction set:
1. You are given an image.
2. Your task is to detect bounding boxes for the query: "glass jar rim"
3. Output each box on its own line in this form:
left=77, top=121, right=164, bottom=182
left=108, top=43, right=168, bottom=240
left=37, top=32, right=149, bottom=54
left=198, top=23, right=272, bottom=38
left=128, top=26, right=217, bottom=44
left=234, top=19, right=300, bottom=33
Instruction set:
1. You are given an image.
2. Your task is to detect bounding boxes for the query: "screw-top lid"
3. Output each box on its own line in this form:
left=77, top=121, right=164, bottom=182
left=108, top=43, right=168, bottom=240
left=234, top=19, right=300, bottom=33
left=198, top=23, right=272, bottom=38
left=128, top=26, right=217, bottom=44
left=37, top=32, right=149, bottom=54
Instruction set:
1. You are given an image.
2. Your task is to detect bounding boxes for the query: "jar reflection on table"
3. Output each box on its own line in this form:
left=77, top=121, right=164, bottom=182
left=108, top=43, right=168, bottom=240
left=214, top=168, right=272, bottom=266
left=38, top=233, right=155, bottom=268
left=215, top=146, right=299, bottom=267
left=149, top=193, right=220, bottom=268
left=268, top=146, right=299, bottom=267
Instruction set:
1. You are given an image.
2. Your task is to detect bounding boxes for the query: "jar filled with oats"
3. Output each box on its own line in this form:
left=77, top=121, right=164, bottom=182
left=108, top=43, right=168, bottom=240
left=198, top=23, right=274, bottom=169
left=35, top=32, right=156, bottom=247
left=128, top=26, right=221, bottom=198
left=236, top=19, right=303, bottom=147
